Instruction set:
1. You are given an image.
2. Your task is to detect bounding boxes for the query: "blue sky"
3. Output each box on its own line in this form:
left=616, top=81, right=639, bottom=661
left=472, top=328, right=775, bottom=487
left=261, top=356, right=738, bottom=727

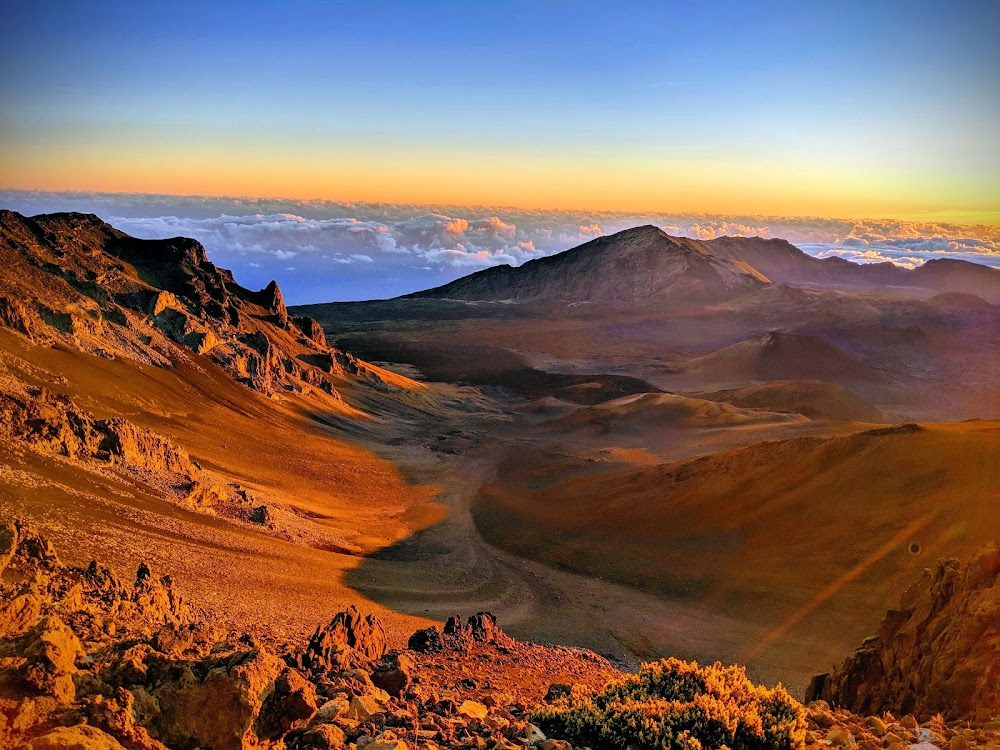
left=2, top=1, right=998, bottom=217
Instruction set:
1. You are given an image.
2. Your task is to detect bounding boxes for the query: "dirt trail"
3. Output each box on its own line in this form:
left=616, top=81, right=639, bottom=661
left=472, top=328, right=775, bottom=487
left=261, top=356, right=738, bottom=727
left=342, top=434, right=795, bottom=688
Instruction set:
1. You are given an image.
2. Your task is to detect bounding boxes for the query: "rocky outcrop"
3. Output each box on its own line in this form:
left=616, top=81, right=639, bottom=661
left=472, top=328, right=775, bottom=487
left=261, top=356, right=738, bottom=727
left=292, top=605, right=388, bottom=673
left=807, top=542, right=1000, bottom=721
left=409, top=611, right=511, bottom=655
left=0, top=386, right=195, bottom=476
left=0, top=210, right=406, bottom=399
left=0, top=385, right=285, bottom=529
left=18, top=615, right=86, bottom=704
left=292, top=314, right=328, bottom=348
left=111, top=648, right=287, bottom=750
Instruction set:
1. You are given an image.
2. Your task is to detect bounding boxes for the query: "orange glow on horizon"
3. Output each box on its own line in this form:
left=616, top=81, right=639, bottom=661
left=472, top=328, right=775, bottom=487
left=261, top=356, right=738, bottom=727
left=2, top=135, right=998, bottom=225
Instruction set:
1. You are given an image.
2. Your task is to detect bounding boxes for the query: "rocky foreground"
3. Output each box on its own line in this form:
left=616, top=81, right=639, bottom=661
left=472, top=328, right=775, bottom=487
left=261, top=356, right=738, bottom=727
left=2, top=521, right=998, bottom=750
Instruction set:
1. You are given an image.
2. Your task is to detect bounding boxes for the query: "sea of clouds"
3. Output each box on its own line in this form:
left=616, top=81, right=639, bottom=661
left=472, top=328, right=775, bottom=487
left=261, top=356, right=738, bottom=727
left=2, top=190, right=997, bottom=304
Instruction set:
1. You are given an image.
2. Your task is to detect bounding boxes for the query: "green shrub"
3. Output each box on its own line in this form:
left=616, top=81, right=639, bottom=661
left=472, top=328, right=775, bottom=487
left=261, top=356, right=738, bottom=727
left=530, top=657, right=806, bottom=750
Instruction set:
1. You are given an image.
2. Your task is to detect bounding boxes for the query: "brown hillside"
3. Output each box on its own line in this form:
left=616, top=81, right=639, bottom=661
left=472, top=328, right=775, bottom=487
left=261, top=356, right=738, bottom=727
left=701, top=380, right=888, bottom=422
left=476, top=421, right=1000, bottom=689
left=683, top=331, right=882, bottom=387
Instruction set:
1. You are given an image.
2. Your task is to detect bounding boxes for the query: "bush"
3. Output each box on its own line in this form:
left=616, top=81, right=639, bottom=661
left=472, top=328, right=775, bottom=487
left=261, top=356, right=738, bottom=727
left=531, top=657, right=806, bottom=750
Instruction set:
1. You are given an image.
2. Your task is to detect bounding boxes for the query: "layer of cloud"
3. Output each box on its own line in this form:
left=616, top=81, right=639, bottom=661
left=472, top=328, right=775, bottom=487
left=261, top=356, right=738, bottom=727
left=1, top=190, right=997, bottom=303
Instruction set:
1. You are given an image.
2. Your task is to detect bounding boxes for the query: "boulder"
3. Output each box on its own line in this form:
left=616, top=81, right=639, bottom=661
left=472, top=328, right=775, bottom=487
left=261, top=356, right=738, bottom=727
left=27, top=725, right=128, bottom=750
left=0, top=587, right=43, bottom=637
left=467, top=612, right=500, bottom=643
left=372, top=652, right=415, bottom=697
left=138, top=648, right=286, bottom=750
left=408, top=626, right=443, bottom=653
left=300, top=724, right=347, bottom=749
left=458, top=700, right=488, bottom=721
left=294, top=605, right=387, bottom=673
left=346, top=694, right=386, bottom=721
left=256, top=667, right=318, bottom=738
left=19, top=615, right=86, bottom=704
left=315, top=697, right=350, bottom=721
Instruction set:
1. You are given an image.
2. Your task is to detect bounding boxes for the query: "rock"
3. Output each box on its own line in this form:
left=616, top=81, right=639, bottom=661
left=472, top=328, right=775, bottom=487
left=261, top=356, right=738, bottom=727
left=867, top=716, right=888, bottom=737
left=810, top=541, right=1000, bottom=721
left=826, top=727, right=856, bottom=746
left=0, top=295, right=39, bottom=339
left=293, top=315, right=328, bottom=347
left=1, top=388, right=196, bottom=479
left=27, top=725, right=128, bottom=750
left=458, top=700, right=488, bottom=721
left=372, top=652, right=415, bottom=696
left=468, top=612, right=500, bottom=643
left=249, top=505, right=271, bottom=525
left=183, top=481, right=230, bottom=508
left=259, top=280, right=289, bottom=327
left=0, top=522, right=17, bottom=575
left=256, top=667, right=318, bottom=738
left=138, top=648, right=286, bottom=750
left=11, top=520, right=61, bottom=571
left=295, top=605, right=387, bottom=673
left=346, top=694, right=386, bottom=721
left=0, top=587, right=43, bottom=637
left=149, top=290, right=179, bottom=316
left=85, top=688, right=169, bottom=750
left=407, top=627, right=443, bottom=653
left=539, top=741, right=572, bottom=750
left=301, top=724, right=347, bottom=749
left=316, top=697, right=350, bottom=721
left=523, top=724, right=547, bottom=745
left=19, top=615, right=85, bottom=704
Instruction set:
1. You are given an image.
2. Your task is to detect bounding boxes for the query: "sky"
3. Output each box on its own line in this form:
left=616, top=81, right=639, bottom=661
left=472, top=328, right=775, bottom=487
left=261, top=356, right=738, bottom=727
left=2, top=1, right=999, bottom=219
left=1, top=2, right=998, bottom=301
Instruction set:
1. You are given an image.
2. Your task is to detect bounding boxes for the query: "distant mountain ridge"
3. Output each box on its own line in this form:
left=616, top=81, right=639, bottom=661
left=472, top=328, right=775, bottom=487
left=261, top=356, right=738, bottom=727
left=405, top=225, right=770, bottom=303
left=405, top=225, right=1000, bottom=304
left=705, top=235, right=1000, bottom=301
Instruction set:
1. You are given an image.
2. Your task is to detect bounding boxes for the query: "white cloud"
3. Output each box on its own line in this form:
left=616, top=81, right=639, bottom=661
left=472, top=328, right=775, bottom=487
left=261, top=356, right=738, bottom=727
left=2, top=189, right=998, bottom=302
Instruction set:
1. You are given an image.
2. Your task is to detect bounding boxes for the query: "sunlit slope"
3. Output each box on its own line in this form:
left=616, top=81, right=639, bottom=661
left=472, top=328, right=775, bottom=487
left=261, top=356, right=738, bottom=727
left=701, top=380, right=887, bottom=422
left=541, top=392, right=803, bottom=436
left=476, top=421, right=1000, bottom=676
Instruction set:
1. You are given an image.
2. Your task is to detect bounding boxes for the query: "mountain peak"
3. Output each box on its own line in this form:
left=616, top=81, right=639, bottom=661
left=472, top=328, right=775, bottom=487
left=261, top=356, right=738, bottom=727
left=405, top=224, right=769, bottom=304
